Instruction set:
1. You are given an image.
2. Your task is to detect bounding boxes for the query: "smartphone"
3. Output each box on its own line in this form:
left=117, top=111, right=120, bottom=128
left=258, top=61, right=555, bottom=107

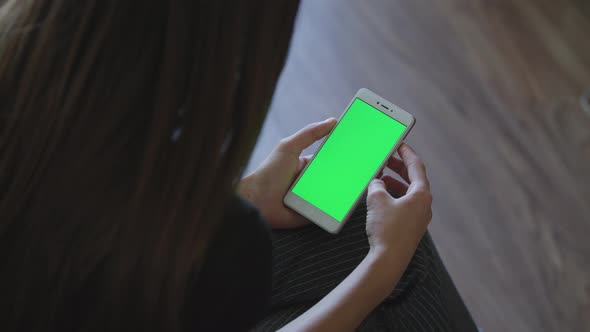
left=283, top=88, right=415, bottom=234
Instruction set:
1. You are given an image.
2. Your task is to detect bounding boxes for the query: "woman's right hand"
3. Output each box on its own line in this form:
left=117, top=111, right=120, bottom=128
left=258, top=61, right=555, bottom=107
left=279, top=143, right=433, bottom=332
left=365, top=143, right=433, bottom=260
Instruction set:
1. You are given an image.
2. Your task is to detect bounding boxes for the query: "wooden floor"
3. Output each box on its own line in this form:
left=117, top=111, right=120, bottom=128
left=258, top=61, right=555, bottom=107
left=247, top=0, right=590, bottom=331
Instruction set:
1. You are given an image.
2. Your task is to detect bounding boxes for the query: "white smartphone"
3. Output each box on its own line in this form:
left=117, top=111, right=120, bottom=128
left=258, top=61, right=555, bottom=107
left=283, top=88, right=415, bottom=234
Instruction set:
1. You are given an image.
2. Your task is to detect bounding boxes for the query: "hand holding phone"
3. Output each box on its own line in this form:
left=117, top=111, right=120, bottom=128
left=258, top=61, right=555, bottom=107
left=284, top=88, right=416, bottom=233
left=238, top=118, right=338, bottom=229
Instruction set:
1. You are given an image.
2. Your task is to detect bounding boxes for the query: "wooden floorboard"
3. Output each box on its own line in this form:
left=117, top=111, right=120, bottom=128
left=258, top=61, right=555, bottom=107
left=247, top=1, right=590, bottom=331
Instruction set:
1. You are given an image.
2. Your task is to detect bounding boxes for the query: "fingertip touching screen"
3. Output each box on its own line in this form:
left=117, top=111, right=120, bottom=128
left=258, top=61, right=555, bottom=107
left=291, top=98, right=407, bottom=222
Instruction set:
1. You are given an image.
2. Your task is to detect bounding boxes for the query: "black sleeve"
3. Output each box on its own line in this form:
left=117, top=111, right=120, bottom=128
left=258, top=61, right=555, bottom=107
left=183, top=195, right=273, bottom=332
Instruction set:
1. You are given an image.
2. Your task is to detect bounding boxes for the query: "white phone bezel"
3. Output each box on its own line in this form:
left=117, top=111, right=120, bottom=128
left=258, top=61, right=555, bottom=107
left=283, top=88, right=416, bottom=234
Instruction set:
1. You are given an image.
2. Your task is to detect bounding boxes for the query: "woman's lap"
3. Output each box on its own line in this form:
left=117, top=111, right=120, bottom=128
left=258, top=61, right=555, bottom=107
left=253, top=199, right=477, bottom=331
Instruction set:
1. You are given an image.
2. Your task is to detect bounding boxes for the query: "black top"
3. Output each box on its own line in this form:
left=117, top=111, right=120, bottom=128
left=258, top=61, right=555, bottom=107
left=4, top=195, right=271, bottom=331
left=183, top=195, right=273, bottom=331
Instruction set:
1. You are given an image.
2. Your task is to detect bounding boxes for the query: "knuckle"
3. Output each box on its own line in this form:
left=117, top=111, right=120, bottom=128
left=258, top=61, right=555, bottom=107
left=299, top=124, right=316, bottom=137
left=424, top=191, right=433, bottom=204
left=414, top=158, right=426, bottom=171
left=368, top=188, right=389, bottom=201
left=278, top=137, right=292, bottom=149
left=411, top=190, right=432, bottom=206
left=424, top=209, right=433, bottom=226
left=303, top=123, right=316, bottom=130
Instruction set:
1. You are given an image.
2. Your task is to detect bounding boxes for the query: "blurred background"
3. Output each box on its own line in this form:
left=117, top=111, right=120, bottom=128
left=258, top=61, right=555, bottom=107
left=247, top=1, right=590, bottom=331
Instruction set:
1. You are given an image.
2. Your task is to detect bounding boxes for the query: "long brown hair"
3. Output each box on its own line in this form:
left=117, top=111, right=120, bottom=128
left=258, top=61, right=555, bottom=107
left=0, top=0, right=298, bottom=330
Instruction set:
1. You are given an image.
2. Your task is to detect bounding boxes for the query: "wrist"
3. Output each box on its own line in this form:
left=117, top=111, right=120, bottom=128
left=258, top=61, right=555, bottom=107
left=368, top=232, right=424, bottom=263
left=367, top=242, right=401, bottom=262
left=366, top=248, right=396, bottom=267
left=362, top=250, right=401, bottom=293
left=366, top=238, right=422, bottom=285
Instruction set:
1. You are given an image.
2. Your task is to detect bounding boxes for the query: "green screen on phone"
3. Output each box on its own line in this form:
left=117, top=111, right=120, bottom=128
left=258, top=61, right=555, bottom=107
left=291, top=98, right=407, bottom=222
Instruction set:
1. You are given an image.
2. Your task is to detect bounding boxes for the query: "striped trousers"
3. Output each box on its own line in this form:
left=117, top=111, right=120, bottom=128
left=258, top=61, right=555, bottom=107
left=254, top=199, right=478, bottom=331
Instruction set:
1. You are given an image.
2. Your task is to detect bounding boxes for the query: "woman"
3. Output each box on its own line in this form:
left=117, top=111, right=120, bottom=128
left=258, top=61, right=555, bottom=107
left=0, top=0, right=477, bottom=331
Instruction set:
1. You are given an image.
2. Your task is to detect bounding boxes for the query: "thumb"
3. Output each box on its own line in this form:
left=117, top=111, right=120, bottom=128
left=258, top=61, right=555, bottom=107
left=277, top=118, right=337, bottom=154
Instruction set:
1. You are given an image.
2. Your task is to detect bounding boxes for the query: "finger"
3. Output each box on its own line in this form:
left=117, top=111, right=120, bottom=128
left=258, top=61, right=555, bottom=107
left=386, top=155, right=409, bottom=183
left=367, top=179, right=391, bottom=203
left=297, top=154, right=314, bottom=173
left=381, top=175, right=408, bottom=197
left=301, top=154, right=313, bottom=163
left=386, top=155, right=404, bottom=172
left=398, top=143, right=430, bottom=193
left=278, top=118, right=337, bottom=154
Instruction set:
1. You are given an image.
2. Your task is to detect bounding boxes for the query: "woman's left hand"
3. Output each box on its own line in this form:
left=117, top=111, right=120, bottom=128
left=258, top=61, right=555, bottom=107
left=238, top=118, right=337, bottom=229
